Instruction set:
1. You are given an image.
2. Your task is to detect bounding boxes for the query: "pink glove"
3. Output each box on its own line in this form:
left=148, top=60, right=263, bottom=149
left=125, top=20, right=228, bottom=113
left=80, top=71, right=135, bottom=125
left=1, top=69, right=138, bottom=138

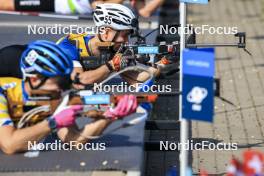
left=103, top=95, right=138, bottom=120
left=53, top=105, right=83, bottom=128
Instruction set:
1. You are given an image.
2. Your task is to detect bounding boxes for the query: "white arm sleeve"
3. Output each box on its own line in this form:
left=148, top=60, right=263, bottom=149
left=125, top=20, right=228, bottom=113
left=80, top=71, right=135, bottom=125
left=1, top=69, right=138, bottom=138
left=73, top=60, right=82, bottom=68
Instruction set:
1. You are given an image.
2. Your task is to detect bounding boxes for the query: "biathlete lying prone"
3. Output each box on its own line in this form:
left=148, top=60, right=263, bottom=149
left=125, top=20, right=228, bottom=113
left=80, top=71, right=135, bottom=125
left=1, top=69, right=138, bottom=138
left=0, top=41, right=138, bottom=154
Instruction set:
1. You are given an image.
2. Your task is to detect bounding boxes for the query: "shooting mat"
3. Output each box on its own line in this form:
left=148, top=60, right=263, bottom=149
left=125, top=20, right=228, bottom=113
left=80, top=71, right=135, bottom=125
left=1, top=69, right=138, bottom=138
left=0, top=113, right=145, bottom=172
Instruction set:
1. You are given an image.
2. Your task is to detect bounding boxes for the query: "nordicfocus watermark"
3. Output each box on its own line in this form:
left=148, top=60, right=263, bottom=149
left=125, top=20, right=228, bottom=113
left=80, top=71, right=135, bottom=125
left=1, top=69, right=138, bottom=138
left=93, top=82, right=172, bottom=93
left=28, top=140, right=106, bottom=151
left=27, top=24, right=105, bottom=35
left=160, top=24, right=238, bottom=35
left=160, top=140, right=238, bottom=151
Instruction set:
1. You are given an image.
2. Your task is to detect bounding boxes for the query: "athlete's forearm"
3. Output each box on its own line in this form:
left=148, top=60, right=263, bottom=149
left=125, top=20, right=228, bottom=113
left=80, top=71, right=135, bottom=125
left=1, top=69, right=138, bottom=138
left=57, top=116, right=111, bottom=144
left=76, top=118, right=112, bottom=143
left=79, top=64, right=110, bottom=85
left=0, top=120, right=51, bottom=154
left=121, top=66, right=159, bottom=85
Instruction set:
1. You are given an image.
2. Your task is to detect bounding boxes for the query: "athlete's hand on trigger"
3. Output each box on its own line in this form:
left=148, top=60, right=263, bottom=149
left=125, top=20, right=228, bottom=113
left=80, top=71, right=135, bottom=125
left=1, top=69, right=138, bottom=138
left=109, top=52, right=136, bottom=71
left=103, top=95, right=138, bottom=120
left=53, top=105, right=83, bottom=128
left=71, top=69, right=85, bottom=89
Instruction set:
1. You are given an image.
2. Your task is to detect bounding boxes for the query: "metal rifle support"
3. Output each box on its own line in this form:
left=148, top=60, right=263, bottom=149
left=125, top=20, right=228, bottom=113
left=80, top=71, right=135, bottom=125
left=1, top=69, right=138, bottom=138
left=186, top=32, right=252, bottom=55
left=186, top=32, right=245, bottom=48
left=236, top=32, right=246, bottom=48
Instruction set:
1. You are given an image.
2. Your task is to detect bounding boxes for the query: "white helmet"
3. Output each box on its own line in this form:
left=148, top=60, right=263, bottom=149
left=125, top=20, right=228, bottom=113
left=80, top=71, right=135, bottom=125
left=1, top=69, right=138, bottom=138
left=93, top=3, right=137, bottom=30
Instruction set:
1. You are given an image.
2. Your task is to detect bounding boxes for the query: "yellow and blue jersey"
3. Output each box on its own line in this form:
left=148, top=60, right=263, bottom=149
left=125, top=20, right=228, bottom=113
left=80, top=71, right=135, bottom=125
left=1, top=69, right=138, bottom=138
left=0, top=78, right=27, bottom=127
left=57, top=33, right=94, bottom=67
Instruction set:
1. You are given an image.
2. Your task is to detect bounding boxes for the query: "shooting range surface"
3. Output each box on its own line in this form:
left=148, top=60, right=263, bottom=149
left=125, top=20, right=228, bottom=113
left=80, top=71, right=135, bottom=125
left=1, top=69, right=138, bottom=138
left=188, top=0, right=264, bottom=174
left=0, top=13, right=180, bottom=176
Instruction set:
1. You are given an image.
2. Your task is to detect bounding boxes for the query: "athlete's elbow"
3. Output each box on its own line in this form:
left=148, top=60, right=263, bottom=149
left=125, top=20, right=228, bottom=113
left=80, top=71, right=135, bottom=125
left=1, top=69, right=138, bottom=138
left=0, top=138, right=28, bottom=155
left=0, top=142, right=18, bottom=155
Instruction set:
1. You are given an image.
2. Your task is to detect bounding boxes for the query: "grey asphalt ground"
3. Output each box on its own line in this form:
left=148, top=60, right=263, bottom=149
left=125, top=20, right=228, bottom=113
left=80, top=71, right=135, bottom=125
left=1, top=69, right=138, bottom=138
left=189, top=0, right=264, bottom=174
left=0, top=13, right=179, bottom=176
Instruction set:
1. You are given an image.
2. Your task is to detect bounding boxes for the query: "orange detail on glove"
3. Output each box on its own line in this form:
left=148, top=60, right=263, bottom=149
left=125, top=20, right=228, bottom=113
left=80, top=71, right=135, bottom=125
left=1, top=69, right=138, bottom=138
left=110, top=53, right=123, bottom=71
left=161, top=57, right=170, bottom=65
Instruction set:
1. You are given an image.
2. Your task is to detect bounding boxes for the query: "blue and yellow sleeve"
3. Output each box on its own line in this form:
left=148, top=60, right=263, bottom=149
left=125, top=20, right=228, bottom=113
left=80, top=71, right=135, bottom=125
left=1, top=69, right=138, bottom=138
left=56, top=36, right=80, bottom=62
left=0, top=94, right=13, bottom=127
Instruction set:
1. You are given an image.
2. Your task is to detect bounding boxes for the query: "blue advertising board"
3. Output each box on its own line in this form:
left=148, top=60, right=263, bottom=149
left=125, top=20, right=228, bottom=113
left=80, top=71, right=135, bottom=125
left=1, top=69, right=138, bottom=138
left=182, top=48, right=215, bottom=122
left=180, top=0, right=208, bottom=4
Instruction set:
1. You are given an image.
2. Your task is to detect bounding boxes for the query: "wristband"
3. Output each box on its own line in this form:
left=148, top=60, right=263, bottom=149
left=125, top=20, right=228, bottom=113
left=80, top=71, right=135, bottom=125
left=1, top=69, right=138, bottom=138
left=73, top=73, right=81, bottom=84
left=105, top=61, right=114, bottom=72
left=47, top=116, right=57, bottom=133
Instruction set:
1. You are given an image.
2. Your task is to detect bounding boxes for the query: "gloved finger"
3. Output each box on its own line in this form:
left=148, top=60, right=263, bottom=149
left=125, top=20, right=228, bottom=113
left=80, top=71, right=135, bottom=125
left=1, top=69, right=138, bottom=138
left=131, top=95, right=137, bottom=109
left=110, top=95, right=127, bottom=118
left=126, top=95, right=137, bottom=113
left=120, top=95, right=136, bottom=116
left=132, top=95, right=138, bottom=108
left=122, top=95, right=133, bottom=113
left=103, top=110, right=115, bottom=119
left=117, top=95, right=131, bottom=115
left=70, top=105, right=84, bottom=112
left=115, top=95, right=128, bottom=111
